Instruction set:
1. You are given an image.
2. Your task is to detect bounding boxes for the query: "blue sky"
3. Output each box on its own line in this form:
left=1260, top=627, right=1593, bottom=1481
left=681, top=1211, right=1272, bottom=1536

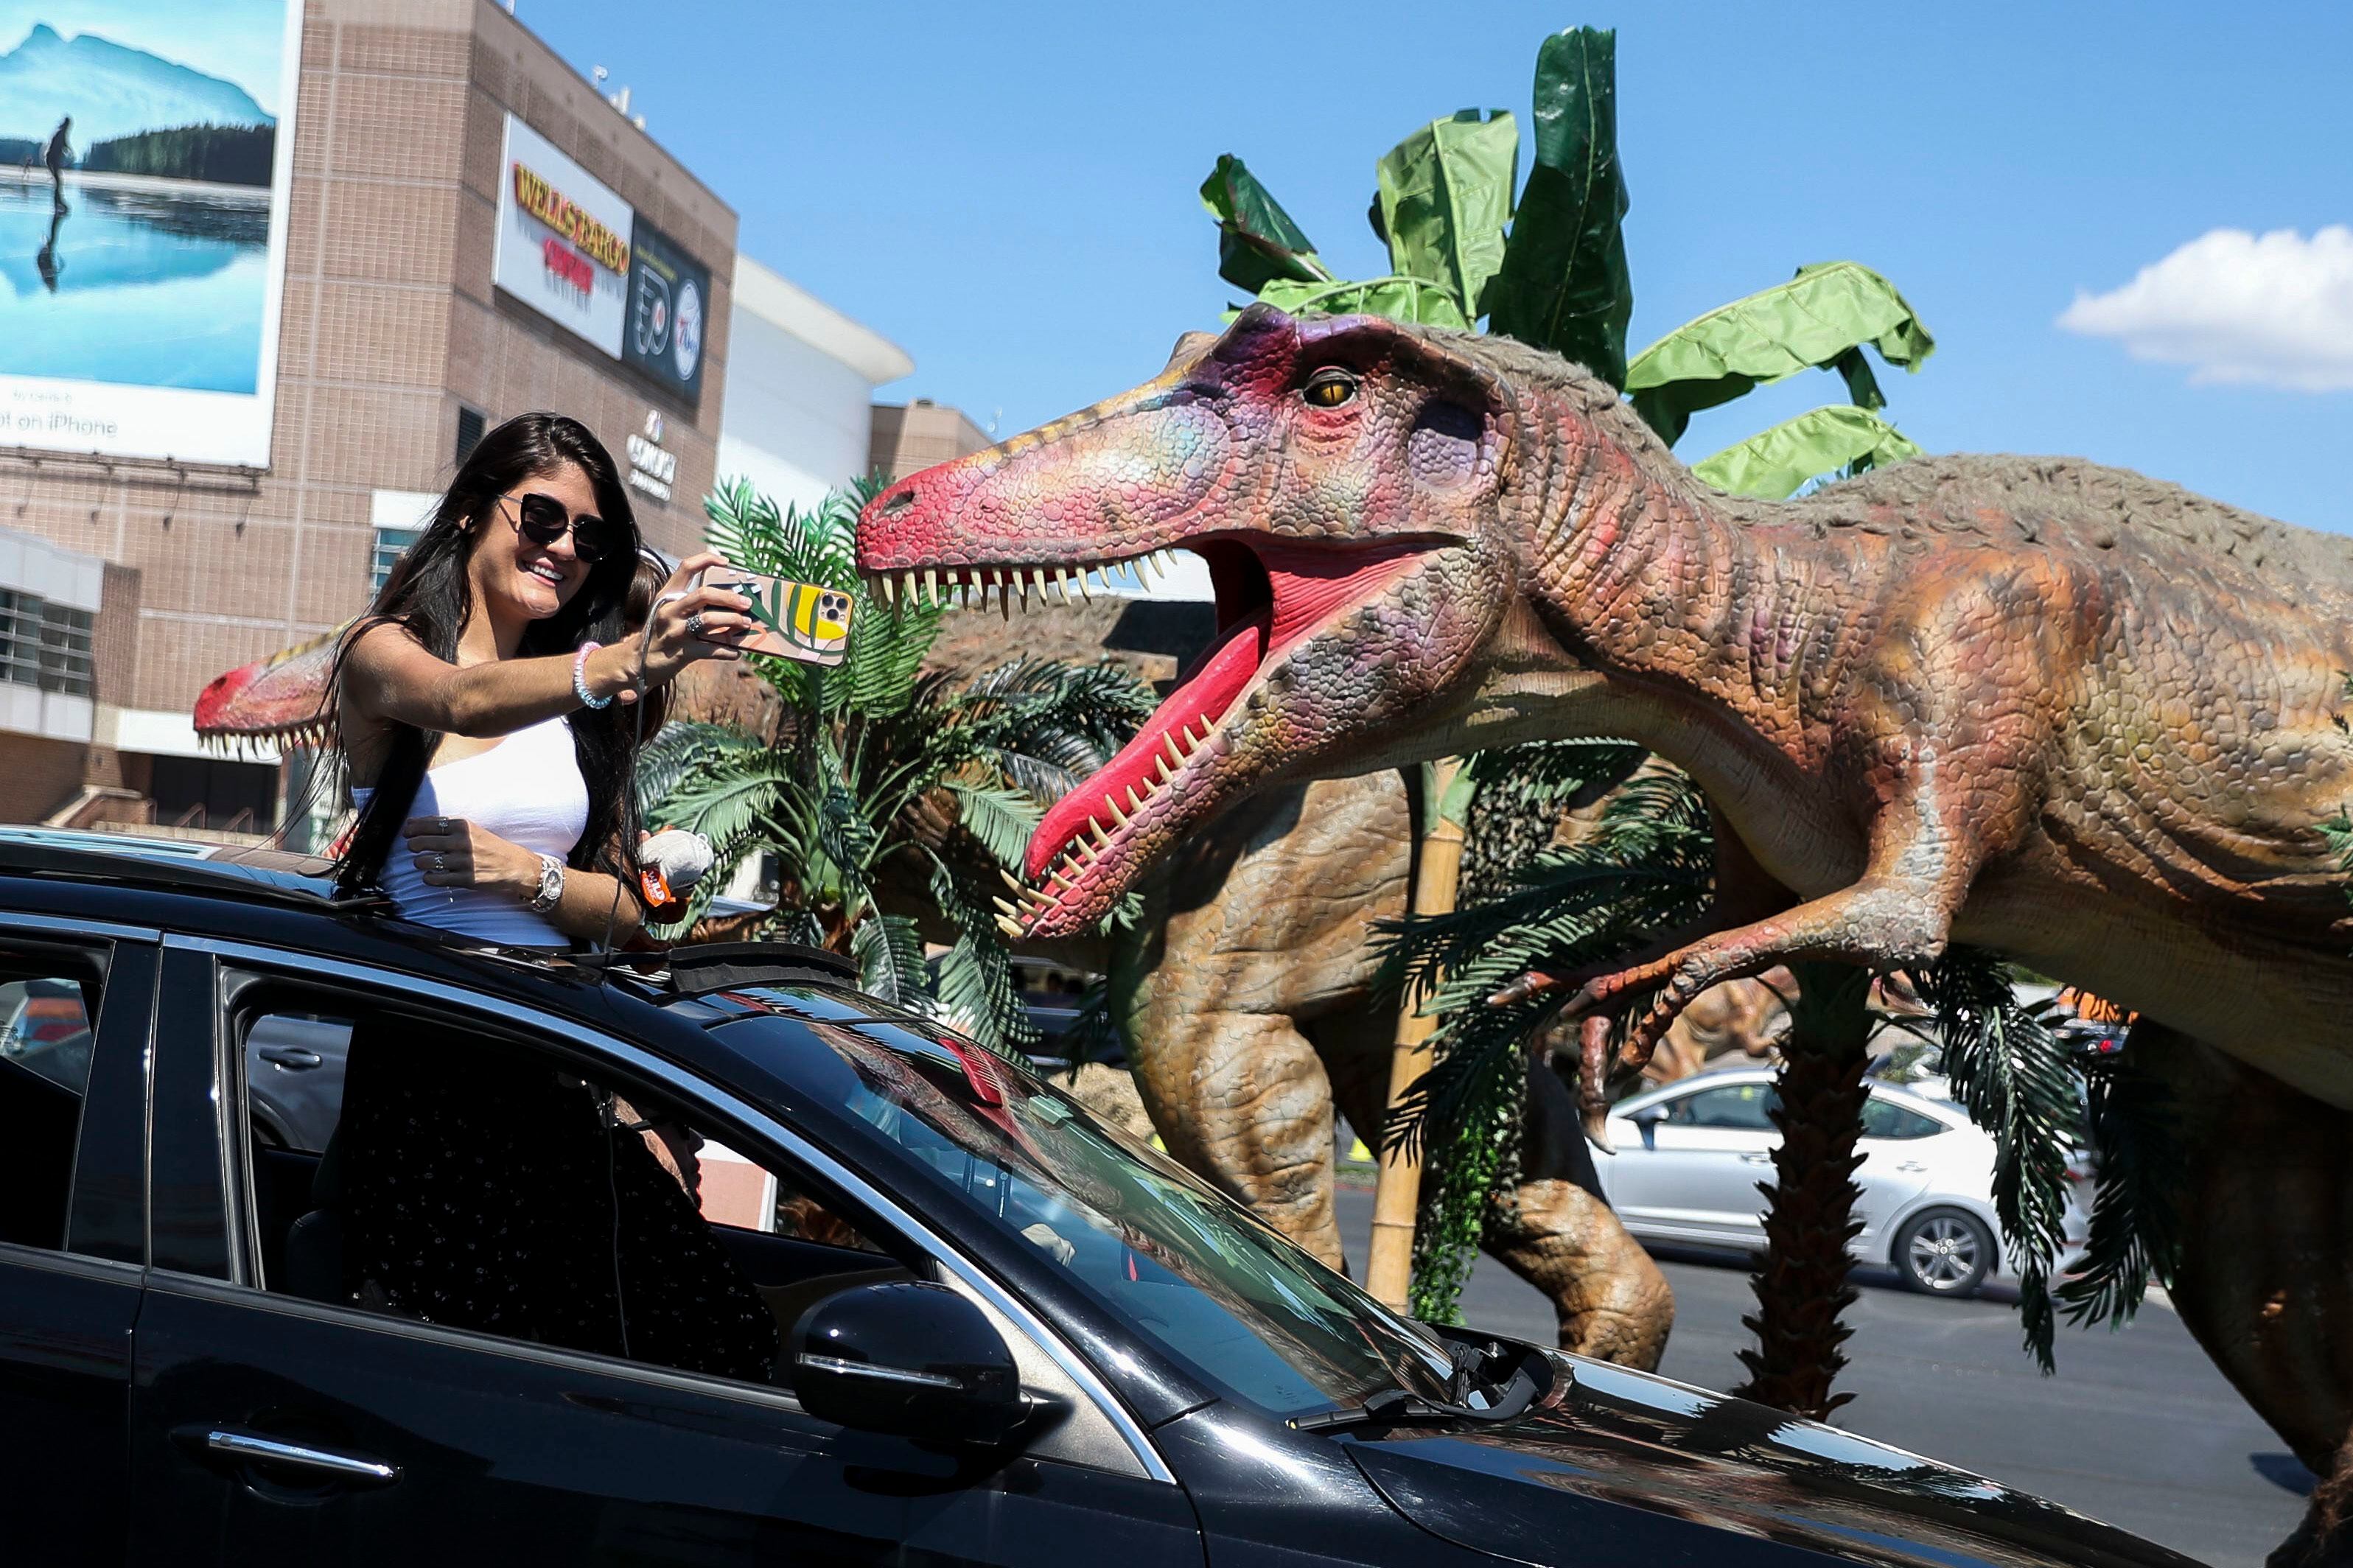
left=3, top=4, right=292, bottom=114
left=522, top=1, right=2353, bottom=532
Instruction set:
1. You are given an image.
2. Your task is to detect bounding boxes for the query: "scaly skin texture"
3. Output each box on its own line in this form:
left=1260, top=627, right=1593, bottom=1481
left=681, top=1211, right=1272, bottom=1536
left=857, top=305, right=2353, bottom=1556
left=1116, top=769, right=1672, bottom=1366
left=857, top=305, right=2353, bottom=1106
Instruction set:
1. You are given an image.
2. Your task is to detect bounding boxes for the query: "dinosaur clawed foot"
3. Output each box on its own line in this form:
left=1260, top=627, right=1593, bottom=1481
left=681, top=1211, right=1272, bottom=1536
left=1497, top=952, right=1702, bottom=1152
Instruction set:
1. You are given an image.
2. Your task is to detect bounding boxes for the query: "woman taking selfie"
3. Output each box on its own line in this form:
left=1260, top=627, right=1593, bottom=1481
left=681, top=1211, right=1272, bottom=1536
left=331, top=411, right=746, bottom=941
left=324, top=412, right=780, bottom=1383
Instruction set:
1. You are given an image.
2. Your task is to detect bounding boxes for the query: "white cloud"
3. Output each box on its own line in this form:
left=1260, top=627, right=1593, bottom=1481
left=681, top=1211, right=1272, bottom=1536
left=2057, top=226, right=2353, bottom=391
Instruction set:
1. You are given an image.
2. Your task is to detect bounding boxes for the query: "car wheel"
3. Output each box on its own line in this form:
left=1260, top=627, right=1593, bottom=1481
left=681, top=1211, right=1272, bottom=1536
left=1894, top=1208, right=1994, bottom=1297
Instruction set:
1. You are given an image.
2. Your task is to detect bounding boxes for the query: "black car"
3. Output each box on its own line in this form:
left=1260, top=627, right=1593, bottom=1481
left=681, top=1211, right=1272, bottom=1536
left=0, top=831, right=2193, bottom=1568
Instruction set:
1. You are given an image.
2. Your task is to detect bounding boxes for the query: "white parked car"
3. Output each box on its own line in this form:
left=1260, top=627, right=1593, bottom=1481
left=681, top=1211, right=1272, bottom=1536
left=1592, top=1067, right=2089, bottom=1298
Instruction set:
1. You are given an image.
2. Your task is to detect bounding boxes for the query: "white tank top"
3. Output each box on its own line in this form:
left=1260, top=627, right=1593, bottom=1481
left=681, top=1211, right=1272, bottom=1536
left=349, top=715, right=589, bottom=947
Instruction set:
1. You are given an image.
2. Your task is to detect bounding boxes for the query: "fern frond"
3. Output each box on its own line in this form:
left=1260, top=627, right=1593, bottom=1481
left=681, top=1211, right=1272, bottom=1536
left=850, top=911, right=929, bottom=1009
left=1915, top=947, right=2080, bottom=1372
left=2055, top=1051, right=2181, bottom=1330
left=944, top=779, right=1043, bottom=869
left=926, top=857, right=1040, bottom=1060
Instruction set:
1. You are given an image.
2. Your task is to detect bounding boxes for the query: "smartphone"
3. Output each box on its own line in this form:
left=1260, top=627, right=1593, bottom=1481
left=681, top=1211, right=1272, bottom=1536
left=696, top=566, right=854, bottom=666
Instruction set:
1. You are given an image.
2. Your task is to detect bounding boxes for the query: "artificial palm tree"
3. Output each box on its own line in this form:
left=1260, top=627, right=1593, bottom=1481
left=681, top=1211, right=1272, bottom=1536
left=1200, top=24, right=1929, bottom=1347
left=1208, top=21, right=2172, bottom=1400
left=641, top=479, right=1157, bottom=1055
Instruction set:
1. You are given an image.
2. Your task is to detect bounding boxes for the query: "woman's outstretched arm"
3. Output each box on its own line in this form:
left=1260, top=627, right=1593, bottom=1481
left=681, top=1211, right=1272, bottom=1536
left=345, top=551, right=751, bottom=739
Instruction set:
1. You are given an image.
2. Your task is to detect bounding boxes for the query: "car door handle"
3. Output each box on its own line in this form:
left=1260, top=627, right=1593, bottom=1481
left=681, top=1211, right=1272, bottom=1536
left=1738, top=1152, right=1774, bottom=1165
left=173, top=1424, right=400, bottom=1487
left=256, top=1045, right=324, bottom=1070
left=1897, top=1161, right=1929, bottom=1173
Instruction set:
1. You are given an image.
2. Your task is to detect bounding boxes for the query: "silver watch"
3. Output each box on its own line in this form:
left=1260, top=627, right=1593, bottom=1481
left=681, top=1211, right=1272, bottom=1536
left=527, top=853, right=565, bottom=913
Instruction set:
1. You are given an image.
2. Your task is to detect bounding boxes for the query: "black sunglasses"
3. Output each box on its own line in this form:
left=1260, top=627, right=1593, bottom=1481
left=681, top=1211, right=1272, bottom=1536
left=499, top=491, right=609, bottom=564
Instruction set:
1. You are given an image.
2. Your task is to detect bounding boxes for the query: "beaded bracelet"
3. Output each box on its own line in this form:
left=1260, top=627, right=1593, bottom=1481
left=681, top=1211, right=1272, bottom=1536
left=573, top=640, right=612, bottom=710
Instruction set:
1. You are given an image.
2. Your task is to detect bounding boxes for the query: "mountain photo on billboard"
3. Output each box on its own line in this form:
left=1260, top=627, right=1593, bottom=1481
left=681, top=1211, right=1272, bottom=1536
left=0, top=4, right=291, bottom=402
left=0, top=19, right=275, bottom=183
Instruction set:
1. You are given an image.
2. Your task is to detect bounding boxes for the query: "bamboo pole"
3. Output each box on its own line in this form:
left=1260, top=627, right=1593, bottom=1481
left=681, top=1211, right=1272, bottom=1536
left=1365, top=757, right=1469, bottom=1312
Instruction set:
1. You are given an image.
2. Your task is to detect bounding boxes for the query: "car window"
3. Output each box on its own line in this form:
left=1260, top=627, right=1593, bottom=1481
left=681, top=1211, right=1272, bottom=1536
left=233, top=995, right=900, bottom=1394
left=1859, top=1095, right=1944, bottom=1141
left=733, top=1012, right=1458, bottom=1418
left=1677, top=1082, right=1780, bottom=1130
left=0, top=945, right=104, bottom=1253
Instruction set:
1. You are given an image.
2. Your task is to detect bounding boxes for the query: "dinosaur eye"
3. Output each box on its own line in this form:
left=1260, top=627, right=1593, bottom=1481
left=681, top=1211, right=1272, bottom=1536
left=1301, top=368, right=1357, bottom=409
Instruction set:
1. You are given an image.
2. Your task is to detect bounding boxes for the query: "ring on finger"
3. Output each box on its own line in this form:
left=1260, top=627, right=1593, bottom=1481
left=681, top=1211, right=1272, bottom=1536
left=431, top=853, right=447, bottom=872
left=687, top=609, right=707, bottom=639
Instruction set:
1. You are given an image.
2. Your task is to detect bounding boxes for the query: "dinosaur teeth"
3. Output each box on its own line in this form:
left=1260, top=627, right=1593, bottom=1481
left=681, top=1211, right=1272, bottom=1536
left=878, top=573, right=896, bottom=606
left=1074, top=570, right=1094, bottom=601
left=996, top=914, right=1025, bottom=939
left=1105, top=794, right=1130, bottom=827
left=991, top=895, right=1019, bottom=919
left=1153, top=755, right=1174, bottom=783
left=998, top=867, right=1024, bottom=892
left=1125, top=785, right=1144, bottom=813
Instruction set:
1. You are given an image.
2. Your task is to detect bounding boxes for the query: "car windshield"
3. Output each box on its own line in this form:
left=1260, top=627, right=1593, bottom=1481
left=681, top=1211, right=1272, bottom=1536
left=718, top=1004, right=1455, bottom=1416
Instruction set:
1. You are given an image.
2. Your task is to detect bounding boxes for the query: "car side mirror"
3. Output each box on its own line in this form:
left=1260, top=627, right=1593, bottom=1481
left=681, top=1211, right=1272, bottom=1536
left=1628, top=1105, right=1667, bottom=1129
left=789, top=1281, right=1024, bottom=1446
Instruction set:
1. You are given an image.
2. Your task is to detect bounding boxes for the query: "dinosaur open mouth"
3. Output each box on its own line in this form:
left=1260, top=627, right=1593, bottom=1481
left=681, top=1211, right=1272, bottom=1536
left=866, top=536, right=1430, bottom=937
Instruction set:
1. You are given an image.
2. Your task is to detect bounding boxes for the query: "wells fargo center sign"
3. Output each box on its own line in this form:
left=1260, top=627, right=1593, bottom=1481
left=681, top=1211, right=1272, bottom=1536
left=492, top=115, right=710, bottom=405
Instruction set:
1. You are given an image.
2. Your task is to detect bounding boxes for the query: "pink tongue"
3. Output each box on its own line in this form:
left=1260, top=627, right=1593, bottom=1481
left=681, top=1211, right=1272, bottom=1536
left=1026, top=608, right=1270, bottom=878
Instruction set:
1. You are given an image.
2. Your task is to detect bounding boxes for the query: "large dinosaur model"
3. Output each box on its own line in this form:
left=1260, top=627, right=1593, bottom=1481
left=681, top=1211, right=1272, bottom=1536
left=854, top=305, right=2353, bottom=1559
left=190, top=610, right=1682, bottom=1368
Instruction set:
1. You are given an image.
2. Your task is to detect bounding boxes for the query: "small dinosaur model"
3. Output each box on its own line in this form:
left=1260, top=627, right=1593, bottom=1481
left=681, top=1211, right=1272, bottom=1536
left=855, top=305, right=2353, bottom=1555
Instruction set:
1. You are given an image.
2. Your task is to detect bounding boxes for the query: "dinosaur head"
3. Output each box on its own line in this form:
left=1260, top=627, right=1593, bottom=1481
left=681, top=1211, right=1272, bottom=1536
left=192, top=626, right=342, bottom=749
left=859, top=306, right=1567, bottom=937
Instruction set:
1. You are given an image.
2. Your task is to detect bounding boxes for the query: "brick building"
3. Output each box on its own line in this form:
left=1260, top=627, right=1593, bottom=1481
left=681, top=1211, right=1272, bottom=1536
left=868, top=399, right=993, bottom=486
left=0, top=0, right=738, bottom=836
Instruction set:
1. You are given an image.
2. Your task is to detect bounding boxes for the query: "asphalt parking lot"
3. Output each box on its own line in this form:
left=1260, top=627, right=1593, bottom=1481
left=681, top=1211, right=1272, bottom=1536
left=1332, top=1183, right=2308, bottom=1568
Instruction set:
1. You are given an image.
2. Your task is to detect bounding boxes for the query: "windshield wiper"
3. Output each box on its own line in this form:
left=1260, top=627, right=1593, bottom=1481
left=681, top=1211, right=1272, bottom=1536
left=1290, top=1355, right=1541, bottom=1435
left=1444, top=1336, right=1517, bottom=1404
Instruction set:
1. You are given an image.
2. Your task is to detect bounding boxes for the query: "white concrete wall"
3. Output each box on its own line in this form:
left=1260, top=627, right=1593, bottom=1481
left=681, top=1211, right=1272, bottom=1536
left=716, top=309, right=878, bottom=512
left=718, top=256, right=912, bottom=516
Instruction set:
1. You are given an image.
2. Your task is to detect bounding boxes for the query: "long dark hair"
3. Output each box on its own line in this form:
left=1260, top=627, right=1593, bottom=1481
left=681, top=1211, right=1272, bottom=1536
left=329, top=413, right=654, bottom=902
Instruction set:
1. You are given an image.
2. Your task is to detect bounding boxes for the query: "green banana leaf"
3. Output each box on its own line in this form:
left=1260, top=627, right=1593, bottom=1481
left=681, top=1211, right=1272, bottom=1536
left=1692, top=405, right=1924, bottom=500
left=1629, top=262, right=1936, bottom=447
left=1483, top=27, right=1633, bottom=390
left=1200, top=153, right=1332, bottom=295
left=1374, top=108, right=1518, bottom=322
left=1242, top=275, right=1471, bottom=329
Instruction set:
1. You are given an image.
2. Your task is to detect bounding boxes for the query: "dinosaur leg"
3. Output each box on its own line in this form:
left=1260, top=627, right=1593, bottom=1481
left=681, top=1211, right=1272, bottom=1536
left=1508, top=791, right=1982, bottom=1086
left=1130, top=1008, right=1347, bottom=1270
left=2128, top=1022, right=2353, bottom=1567
left=1310, top=1004, right=1674, bottom=1365
left=1484, top=1056, right=1674, bottom=1368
